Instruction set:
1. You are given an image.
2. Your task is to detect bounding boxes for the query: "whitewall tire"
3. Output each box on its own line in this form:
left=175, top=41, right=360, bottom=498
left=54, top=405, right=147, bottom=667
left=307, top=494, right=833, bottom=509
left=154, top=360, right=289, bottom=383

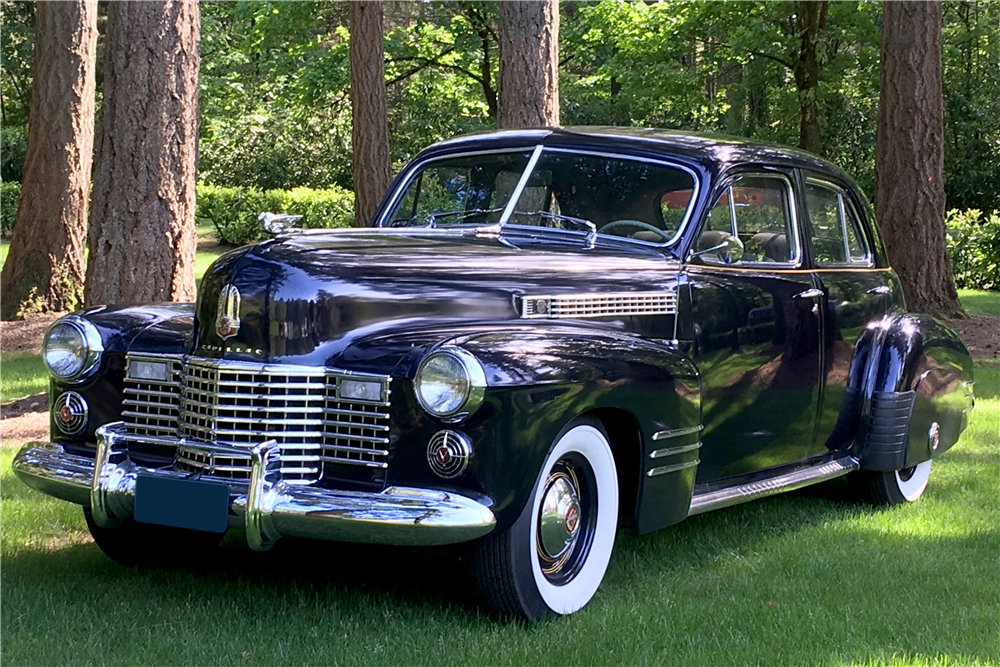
left=472, top=418, right=619, bottom=620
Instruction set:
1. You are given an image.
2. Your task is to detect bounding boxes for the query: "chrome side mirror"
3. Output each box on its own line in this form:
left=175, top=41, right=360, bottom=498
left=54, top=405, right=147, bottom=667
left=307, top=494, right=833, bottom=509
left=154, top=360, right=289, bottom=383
left=258, top=212, right=303, bottom=236
left=690, top=234, right=744, bottom=264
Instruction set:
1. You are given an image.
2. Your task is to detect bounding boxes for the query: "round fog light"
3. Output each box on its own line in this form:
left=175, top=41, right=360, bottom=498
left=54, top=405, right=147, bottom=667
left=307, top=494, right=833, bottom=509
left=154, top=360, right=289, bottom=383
left=427, top=430, right=472, bottom=479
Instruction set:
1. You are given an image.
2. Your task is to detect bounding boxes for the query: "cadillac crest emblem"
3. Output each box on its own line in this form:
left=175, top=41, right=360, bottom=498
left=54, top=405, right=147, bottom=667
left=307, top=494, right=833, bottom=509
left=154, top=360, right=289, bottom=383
left=216, top=284, right=241, bottom=340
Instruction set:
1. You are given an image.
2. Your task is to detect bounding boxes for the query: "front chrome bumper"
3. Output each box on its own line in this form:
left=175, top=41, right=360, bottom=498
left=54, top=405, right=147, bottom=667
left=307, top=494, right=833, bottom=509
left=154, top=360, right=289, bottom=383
left=12, top=422, right=496, bottom=550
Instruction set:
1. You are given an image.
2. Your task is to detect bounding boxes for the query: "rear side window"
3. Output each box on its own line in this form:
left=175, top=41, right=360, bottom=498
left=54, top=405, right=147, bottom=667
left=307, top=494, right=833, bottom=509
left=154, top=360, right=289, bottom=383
left=804, top=181, right=871, bottom=266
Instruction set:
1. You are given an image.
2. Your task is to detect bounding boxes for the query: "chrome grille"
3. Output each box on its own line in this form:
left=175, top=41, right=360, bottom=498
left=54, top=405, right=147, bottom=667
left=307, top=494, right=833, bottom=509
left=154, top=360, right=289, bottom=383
left=123, top=354, right=183, bottom=439
left=521, top=291, right=677, bottom=319
left=122, top=353, right=392, bottom=485
left=175, top=445, right=252, bottom=480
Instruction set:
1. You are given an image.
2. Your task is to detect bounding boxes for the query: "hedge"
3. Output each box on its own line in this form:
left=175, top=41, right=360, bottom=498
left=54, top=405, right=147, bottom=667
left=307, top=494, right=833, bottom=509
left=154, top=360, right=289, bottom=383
left=1, top=182, right=355, bottom=244
left=198, top=184, right=355, bottom=245
left=946, top=208, right=1000, bottom=291
left=1, top=182, right=19, bottom=236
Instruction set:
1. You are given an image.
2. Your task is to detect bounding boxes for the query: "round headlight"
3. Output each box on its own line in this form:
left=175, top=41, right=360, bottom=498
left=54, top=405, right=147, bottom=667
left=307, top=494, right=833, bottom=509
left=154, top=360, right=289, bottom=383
left=42, top=316, right=103, bottom=381
left=415, top=346, right=487, bottom=421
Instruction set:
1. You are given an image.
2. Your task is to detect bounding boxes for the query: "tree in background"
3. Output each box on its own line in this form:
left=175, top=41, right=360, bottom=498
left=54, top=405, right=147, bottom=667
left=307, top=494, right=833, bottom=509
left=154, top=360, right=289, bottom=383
left=0, top=0, right=96, bottom=319
left=497, top=0, right=560, bottom=127
left=350, top=0, right=392, bottom=227
left=875, top=0, right=962, bottom=317
left=85, top=0, right=199, bottom=305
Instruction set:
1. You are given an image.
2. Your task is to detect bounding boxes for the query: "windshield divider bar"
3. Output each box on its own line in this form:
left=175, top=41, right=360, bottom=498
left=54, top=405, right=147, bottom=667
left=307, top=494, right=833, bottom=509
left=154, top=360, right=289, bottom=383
left=497, top=144, right=544, bottom=229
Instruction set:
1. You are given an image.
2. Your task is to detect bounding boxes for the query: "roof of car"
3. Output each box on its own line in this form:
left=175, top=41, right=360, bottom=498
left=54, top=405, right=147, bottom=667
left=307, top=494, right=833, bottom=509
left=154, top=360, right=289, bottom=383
left=426, top=126, right=853, bottom=184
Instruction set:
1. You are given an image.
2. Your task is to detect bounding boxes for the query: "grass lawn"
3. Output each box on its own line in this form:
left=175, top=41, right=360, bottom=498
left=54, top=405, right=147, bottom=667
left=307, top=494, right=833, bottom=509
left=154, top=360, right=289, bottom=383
left=0, top=352, right=47, bottom=401
left=1, top=290, right=998, bottom=665
left=958, top=289, right=1000, bottom=317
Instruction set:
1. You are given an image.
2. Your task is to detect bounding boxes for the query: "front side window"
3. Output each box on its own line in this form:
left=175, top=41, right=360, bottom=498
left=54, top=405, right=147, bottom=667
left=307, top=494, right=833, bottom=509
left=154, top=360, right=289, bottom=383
left=697, top=175, right=798, bottom=265
left=804, top=181, right=871, bottom=266
left=381, top=147, right=698, bottom=246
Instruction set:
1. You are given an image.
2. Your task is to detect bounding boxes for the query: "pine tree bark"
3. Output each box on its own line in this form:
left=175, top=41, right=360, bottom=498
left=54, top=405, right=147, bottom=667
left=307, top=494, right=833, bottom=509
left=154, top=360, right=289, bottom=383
left=350, top=0, right=392, bottom=228
left=875, top=1, right=962, bottom=317
left=794, top=0, right=828, bottom=156
left=497, top=0, right=560, bottom=128
left=0, top=0, right=97, bottom=320
left=84, top=0, right=199, bottom=306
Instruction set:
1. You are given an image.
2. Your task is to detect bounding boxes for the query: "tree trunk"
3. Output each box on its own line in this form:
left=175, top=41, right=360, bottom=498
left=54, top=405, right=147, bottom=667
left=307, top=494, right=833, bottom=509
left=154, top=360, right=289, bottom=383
left=793, top=0, right=828, bottom=156
left=84, top=0, right=199, bottom=306
left=497, top=0, right=560, bottom=128
left=875, top=1, right=961, bottom=317
left=0, top=0, right=97, bottom=320
left=350, top=0, right=392, bottom=228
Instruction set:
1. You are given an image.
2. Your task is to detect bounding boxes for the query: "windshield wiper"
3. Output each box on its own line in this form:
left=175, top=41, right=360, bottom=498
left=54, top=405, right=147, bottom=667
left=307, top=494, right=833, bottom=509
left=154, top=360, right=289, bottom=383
left=508, top=211, right=597, bottom=247
left=425, top=207, right=506, bottom=228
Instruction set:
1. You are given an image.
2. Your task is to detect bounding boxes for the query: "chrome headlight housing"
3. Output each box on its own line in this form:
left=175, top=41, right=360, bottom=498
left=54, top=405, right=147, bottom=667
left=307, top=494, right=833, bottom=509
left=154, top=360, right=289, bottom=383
left=415, top=346, right=487, bottom=422
left=42, top=316, right=103, bottom=382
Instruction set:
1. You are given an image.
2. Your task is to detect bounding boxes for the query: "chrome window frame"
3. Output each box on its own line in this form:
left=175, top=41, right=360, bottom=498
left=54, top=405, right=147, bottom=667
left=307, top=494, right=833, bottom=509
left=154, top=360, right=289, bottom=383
left=804, top=177, right=874, bottom=268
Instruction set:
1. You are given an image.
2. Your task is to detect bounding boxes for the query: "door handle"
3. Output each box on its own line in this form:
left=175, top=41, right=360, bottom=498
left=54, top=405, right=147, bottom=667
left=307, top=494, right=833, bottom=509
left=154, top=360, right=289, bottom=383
left=866, top=285, right=891, bottom=295
left=794, top=288, right=824, bottom=299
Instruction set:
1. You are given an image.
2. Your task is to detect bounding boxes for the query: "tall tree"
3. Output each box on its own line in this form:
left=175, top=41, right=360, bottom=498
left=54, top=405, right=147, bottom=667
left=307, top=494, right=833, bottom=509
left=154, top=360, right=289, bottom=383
left=0, top=0, right=97, bottom=320
left=85, top=0, right=199, bottom=306
left=497, top=0, right=560, bottom=128
left=875, top=0, right=961, bottom=317
left=793, top=0, right=829, bottom=155
left=350, top=0, right=391, bottom=227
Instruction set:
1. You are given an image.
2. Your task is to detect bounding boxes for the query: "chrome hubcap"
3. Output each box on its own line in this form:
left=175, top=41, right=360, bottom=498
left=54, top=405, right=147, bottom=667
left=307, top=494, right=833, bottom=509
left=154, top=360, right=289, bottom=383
left=538, top=470, right=582, bottom=563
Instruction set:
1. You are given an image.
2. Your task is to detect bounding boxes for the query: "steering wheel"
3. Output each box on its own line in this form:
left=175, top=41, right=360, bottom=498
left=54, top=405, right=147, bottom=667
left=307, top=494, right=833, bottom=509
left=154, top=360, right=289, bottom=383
left=599, top=219, right=671, bottom=242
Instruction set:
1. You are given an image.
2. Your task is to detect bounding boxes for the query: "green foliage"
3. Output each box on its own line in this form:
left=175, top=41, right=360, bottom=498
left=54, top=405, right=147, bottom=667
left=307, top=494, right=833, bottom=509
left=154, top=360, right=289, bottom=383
left=197, top=183, right=355, bottom=246
left=1, top=126, right=26, bottom=182
left=946, top=208, right=1000, bottom=290
left=1, top=180, right=19, bottom=236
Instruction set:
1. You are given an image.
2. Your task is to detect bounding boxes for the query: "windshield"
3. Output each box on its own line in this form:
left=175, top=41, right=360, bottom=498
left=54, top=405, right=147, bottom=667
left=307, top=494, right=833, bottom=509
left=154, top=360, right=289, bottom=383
left=381, top=147, right=698, bottom=245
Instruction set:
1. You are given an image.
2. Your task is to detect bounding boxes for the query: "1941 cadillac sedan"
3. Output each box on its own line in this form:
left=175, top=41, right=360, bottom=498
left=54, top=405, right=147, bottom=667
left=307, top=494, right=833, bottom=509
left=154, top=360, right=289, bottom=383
left=14, top=128, right=975, bottom=620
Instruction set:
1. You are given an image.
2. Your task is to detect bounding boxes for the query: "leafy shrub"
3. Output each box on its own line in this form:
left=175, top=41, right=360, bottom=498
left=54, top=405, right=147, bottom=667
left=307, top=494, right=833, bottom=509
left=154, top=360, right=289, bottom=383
left=1, top=181, right=20, bottom=237
left=1, top=127, right=27, bottom=183
left=946, top=208, right=1000, bottom=290
left=197, top=184, right=355, bottom=245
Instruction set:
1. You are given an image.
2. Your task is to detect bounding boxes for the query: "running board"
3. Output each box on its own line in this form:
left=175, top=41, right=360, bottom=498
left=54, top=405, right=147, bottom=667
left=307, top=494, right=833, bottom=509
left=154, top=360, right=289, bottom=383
left=687, top=456, right=859, bottom=517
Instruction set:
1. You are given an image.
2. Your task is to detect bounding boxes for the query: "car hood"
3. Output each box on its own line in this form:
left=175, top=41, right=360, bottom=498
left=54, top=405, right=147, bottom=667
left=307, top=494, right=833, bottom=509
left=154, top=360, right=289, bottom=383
left=193, top=229, right=681, bottom=369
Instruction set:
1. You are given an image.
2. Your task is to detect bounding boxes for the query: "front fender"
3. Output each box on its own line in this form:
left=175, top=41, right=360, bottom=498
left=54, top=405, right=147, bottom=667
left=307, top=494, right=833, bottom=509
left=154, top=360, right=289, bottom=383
left=849, top=313, right=974, bottom=471
left=448, top=327, right=701, bottom=533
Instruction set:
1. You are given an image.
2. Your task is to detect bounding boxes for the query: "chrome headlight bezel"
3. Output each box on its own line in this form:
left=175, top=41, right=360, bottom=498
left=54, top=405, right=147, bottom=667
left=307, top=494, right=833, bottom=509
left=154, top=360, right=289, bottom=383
left=414, top=346, right=487, bottom=423
left=42, top=315, right=104, bottom=382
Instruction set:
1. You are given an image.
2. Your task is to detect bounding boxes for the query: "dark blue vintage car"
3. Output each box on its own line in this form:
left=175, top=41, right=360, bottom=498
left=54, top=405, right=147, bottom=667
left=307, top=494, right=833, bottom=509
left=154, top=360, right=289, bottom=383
left=14, top=128, right=975, bottom=620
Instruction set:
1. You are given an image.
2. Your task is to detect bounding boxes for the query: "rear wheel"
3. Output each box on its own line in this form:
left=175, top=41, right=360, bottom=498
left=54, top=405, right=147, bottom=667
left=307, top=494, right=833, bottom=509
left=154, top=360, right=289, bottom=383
left=472, top=418, right=618, bottom=621
left=849, top=459, right=932, bottom=506
left=84, top=509, right=225, bottom=566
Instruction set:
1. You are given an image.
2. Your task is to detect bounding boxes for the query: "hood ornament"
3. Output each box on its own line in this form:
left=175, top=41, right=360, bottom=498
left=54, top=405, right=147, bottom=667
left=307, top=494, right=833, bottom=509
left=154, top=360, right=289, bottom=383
left=258, top=211, right=303, bottom=236
left=216, top=284, right=241, bottom=340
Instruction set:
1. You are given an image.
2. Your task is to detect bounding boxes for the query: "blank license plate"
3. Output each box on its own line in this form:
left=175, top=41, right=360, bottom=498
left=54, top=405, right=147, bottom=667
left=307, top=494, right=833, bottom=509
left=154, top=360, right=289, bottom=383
left=134, top=475, right=230, bottom=533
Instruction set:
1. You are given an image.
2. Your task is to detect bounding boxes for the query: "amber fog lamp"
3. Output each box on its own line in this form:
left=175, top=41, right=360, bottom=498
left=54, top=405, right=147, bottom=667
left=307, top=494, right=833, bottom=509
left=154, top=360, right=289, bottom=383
left=415, top=346, right=487, bottom=422
left=42, top=316, right=103, bottom=382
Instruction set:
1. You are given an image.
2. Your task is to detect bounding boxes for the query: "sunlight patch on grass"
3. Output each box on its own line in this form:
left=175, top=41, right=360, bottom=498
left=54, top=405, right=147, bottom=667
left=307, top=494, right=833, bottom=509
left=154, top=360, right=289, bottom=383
left=0, top=353, right=47, bottom=401
left=958, top=288, right=1000, bottom=317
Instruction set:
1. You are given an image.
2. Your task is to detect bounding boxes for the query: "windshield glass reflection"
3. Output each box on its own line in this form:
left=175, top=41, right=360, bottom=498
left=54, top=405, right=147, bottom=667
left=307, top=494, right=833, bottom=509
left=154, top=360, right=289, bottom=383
left=382, top=147, right=697, bottom=246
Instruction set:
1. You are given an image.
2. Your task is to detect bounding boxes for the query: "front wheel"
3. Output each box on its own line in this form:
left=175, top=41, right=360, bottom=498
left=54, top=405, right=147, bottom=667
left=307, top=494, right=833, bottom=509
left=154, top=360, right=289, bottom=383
left=472, top=418, right=619, bottom=621
left=849, top=459, right=932, bottom=506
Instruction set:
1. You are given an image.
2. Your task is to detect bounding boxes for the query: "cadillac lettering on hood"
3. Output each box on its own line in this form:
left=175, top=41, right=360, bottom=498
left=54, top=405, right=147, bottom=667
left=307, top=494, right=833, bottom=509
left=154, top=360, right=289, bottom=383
left=15, top=128, right=974, bottom=621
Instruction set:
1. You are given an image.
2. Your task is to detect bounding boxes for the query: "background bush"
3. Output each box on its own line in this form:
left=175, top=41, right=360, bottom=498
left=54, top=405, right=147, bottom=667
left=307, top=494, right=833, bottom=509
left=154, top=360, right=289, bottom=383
left=196, top=184, right=355, bottom=245
left=2, top=182, right=355, bottom=245
left=1, top=181, right=20, bottom=237
left=946, top=208, right=1000, bottom=291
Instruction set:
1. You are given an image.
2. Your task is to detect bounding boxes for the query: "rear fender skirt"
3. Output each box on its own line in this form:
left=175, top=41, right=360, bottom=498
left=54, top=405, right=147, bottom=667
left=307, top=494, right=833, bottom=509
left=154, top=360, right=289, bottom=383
left=451, top=327, right=701, bottom=533
left=852, top=313, right=974, bottom=471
